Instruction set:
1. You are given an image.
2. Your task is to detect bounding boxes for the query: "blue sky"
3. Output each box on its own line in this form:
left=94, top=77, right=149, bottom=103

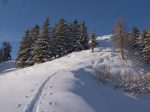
left=0, top=0, right=150, bottom=59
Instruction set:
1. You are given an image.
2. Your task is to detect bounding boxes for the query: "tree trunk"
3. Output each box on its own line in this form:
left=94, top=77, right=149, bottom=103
left=120, top=33, right=125, bottom=60
left=92, top=47, right=94, bottom=52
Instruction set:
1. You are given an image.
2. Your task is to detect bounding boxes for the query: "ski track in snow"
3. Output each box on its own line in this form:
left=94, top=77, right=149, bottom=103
left=25, top=70, right=61, bottom=112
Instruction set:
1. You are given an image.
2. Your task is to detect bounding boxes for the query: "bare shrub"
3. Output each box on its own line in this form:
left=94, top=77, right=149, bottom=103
left=135, top=73, right=150, bottom=94
left=95, top=64, right=111, bottom=84
left=114, top=69, right=150, bottom=94
left=114, top=70, right=134, bottom=91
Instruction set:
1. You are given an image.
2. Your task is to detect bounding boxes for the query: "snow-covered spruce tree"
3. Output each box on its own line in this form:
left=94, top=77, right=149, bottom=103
left=142, top=30, right=150, bottom=62
left=141, top=29, right=148, bottom=48
left=80, top=21, right=88, bottom=50
left=89, top=32, right=96, bottom=52
left=52, top=19, right=69, bottom=57
left=16, top=30, right=32, bottom=67
left=30, top=24, right=40, bottom=64
left=69, top=19, right=82, bottom=52
left=1, top=41, right=12, bottom=62
left=129, top=26, right=140, bottom=48
left=32, top=18, right=51, bottom=63
left=0, top=49, right=2, bottom=62
left=112, top=19, right=127, bottom=60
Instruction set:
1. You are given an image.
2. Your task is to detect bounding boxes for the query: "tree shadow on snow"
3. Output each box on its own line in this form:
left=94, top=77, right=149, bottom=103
left=68, top=67, right=150, bottom=112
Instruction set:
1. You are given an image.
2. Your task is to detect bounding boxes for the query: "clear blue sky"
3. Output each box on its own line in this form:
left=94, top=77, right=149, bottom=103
left=0, top=0, right=150, bottom=59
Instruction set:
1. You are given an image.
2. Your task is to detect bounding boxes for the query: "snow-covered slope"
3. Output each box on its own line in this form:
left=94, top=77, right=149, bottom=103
left=0, top=35, right=150, bottom=112
left=0, top=60, right=17, bottom=74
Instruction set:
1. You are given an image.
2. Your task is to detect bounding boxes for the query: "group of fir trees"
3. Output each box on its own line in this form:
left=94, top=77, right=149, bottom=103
left=142, top=30, right=150, bottom=61
left=0, top=41, right=12, bottom=63
left=16, top=18, right=89, bottom=68
left=128, top=27, right=150, bottom=62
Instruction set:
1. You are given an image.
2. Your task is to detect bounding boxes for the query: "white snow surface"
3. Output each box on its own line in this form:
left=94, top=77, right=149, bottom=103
left=0, top=35, right=150, bottom=112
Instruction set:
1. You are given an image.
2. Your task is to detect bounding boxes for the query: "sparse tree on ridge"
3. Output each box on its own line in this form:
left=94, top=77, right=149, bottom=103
left=89, top=32, right=96, bottom=52
left=112, top=19, right=127, bottom=60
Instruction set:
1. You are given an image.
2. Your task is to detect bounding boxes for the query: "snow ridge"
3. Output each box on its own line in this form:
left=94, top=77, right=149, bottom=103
left=25, top=72, right=58, bottom=112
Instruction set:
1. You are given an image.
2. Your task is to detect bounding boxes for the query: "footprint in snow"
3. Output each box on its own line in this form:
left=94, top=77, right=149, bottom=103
left=17, top=104, right=22, bottom=108
left=25, top=96, right=29, bottom=98
left=44, top=93, right=46, bottom=96
left=49, top=102, right=54, bottom=105
left=31, top=89, right=34, bottom=92
left=35, top=83, right=38, bottom=86
left=50, top=92, right=53, bottom=95
left=42, top=96, right=45, bottom=99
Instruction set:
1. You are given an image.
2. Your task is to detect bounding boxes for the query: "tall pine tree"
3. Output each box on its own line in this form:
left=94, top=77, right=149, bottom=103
left=142, top=30, right=150, bottom=62
left=69, top=19, right=82, bottom=52
left=0, top=49, right=2, bottom=62
left=80, top=21, right=88, bottom=50
left=16, top=30, right=32, bottom=67
left=52, top=19, right=69, bottom=57
left=129, top=26, right=139, bottom=48
left=33, top=18, right=51, bottom=63
left=1, top=41, right=12, bottom=61
left=31, top=24, right=40, bottom=64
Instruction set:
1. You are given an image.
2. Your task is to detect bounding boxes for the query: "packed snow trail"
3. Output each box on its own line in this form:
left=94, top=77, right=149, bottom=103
left=25, top=71, right=60, bottom=112
left=0, top=35, right=150, bottom=112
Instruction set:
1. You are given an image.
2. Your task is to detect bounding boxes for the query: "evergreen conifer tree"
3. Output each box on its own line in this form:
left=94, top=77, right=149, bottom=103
left=129, top=27, right=139, bottom=48
left=141, top=30, right=148, bottom=47
left=80, top=21, right=88, bottom=50
left=69, top=19, right=82, bottom=52
left=0, top=49, right=2, bottom=62
left=52, top=19, right=69, bottom=57
left=16, top=30, right=32, bottom=67
left=31, top=24, right=40, bottom=64
left=142, top=30, right=150, bottom=62
left=33, top=18, right=51, bottom=63
left=1, top=41, right=12, bottom=61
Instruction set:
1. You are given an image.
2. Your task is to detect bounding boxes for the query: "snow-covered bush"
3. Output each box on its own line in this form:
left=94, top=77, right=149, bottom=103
left=135, top=73, right=150, bottom=94
left=95, top=64, right=111, bottom=84
left=114, top=70, right=135, bottom=91
left=114, top=69, right=150, bottom=94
